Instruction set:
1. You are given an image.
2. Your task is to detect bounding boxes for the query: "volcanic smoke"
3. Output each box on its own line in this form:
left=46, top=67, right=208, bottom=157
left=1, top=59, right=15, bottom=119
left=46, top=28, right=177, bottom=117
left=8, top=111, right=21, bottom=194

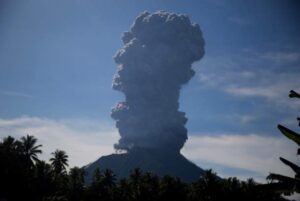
left=85, top=11, right=206, bottom=183
left=111, top=11, right=205, bottom=152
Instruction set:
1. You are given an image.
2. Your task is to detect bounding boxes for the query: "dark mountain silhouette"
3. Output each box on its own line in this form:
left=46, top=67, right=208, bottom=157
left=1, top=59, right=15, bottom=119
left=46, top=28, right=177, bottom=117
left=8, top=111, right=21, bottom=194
left=84, top=147, right=205, bottom=184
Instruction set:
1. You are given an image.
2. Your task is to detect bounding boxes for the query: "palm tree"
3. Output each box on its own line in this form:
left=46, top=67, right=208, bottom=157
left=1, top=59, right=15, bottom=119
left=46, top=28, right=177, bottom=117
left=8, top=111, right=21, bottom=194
left=0, top=136, right=22, bottom=153
left=116, top=178, right=131, bottom=201
left=86, top=168, right=104, bottom=201
left=159, top=175, right=188, bottom=201
left=92, top=167, right=103, bottom=184
left=32, top=160, right=54, bottom=199
left=128, top=168, right=143, bottom=201
left=87, top=168, right=116, bottom=201
left=68, top=167, right=85, bottom=201
left=194, top=169, right=222, bottom=201
left=102, top=169, right=116, bottom=187
left=0, top=136, right=24, bottom=199
left=50, top=149, right=69, bottom=175
left=20, top=134, right=42, bottom=166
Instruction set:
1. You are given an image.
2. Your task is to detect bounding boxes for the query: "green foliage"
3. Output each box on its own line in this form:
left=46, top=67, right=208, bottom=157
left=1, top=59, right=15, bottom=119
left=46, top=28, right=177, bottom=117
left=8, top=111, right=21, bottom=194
left=0, top=134, right=289, bottom=201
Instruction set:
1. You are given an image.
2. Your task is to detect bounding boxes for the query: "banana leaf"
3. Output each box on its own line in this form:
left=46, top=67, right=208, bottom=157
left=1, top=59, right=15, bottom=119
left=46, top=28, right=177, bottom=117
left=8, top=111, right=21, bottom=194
left=266, top=173, right=296, bottom=183
left=258, top=182, right=295, bottom=195
left=279, top=157, right=300, bottom=176
left=289, top=90, right=300, bottom=98
left=277, top=124, right=300, bottom=146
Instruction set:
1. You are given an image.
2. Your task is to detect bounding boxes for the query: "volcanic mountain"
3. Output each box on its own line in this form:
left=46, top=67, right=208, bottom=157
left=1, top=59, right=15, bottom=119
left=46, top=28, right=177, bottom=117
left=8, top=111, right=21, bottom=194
left=85, top=11, right=206, bottom=183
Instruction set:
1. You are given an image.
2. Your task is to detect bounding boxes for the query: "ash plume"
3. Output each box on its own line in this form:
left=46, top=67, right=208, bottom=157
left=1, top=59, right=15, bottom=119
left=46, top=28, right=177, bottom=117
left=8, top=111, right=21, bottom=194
left=112, top=11, right=205, bottom=152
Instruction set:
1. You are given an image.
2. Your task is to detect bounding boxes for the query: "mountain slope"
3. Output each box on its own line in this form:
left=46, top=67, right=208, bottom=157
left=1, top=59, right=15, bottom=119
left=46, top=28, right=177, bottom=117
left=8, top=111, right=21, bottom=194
left=84, top=147, right=205, bottom=183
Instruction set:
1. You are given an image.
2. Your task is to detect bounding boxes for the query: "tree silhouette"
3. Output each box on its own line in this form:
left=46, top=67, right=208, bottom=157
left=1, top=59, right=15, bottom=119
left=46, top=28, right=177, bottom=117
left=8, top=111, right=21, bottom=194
left=192, top=169, right=223, bottom=201
left=266, top=90, right=300, bottom=196
left=86, top=168, right=117, bottom=201
left=50, top=149, right=69, bottom=175
left=116, top=178, right=131, bottom=201
left=159, top=175, right=188, bottom=201
left=31, top=160, right=55, bottom=200
left=129, top=168, right=143, bottom=201
left=0, top=135, right=22, bottom=153
left=92, top=167, right=103, bottom=183
left=49, top=149, right=69, bottom=200
left=101, top=169, right=117, bottom=200
left=140, top=172, right=160, bottom=201
left=20, top=134, right=42, bottom=167
left=67, top=167, right=85, bottom=201
left=0, top=134, right=290, bottom=201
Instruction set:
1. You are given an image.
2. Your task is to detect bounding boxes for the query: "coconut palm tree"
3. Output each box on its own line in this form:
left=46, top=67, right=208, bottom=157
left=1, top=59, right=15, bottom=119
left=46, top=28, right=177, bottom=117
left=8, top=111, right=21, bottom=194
left=20, top=134, right=42, bottom=167
left=50, top=149, right=69, bottom=175
left=67, top=167, right=85, bottom=201
left=0, top=136, right=22, bottom=153
left=32, top=160, right=54, bottom=199
left=102, top=169, right=116, bottom=187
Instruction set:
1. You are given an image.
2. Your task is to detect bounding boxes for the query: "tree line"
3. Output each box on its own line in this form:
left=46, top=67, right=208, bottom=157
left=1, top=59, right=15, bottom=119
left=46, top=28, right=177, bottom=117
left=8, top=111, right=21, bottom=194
left=0, top=134, right=289, bottom=201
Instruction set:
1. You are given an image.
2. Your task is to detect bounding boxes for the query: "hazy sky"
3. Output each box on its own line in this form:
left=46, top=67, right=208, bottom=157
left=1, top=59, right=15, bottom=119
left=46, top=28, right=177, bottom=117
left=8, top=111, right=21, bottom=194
left=0, top=0, right=300, bottom=182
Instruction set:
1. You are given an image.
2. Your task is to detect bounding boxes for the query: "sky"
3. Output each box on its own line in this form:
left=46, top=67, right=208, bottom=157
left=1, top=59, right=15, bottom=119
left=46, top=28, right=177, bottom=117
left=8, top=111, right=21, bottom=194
left=0, top=0, right=300, bottom=183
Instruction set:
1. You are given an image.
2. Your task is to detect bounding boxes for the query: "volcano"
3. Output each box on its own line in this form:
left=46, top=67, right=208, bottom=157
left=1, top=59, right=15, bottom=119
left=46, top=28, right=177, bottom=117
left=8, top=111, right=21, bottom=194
left=85, top=11, right=206, bottom=183
left=85, top=148, right=205, bottom=183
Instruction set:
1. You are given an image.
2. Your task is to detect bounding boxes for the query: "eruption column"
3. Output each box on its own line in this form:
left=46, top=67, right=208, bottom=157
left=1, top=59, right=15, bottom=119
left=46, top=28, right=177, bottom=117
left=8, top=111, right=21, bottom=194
left=112, top=11, right=205, bottom=153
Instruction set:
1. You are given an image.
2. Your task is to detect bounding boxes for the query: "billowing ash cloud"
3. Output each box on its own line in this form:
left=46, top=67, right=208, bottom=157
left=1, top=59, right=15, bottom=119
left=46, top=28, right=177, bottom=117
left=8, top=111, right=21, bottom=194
left=111, top=11, right=205, bottom=152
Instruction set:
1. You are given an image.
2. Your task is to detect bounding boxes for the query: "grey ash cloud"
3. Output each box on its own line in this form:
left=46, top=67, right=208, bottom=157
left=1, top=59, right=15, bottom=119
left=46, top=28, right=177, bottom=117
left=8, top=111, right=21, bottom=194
left=111, top=11, right=205, bottom=152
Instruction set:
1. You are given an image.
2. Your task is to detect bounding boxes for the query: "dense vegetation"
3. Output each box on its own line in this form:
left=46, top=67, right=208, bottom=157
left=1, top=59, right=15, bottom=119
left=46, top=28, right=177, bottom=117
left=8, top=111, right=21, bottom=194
left=0, top=134, right=289, bottom=201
